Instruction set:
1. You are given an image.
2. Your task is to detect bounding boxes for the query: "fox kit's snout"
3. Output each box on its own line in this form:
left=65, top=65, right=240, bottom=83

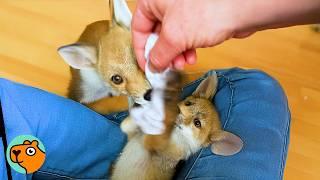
left=58, top=0, right=151, bottom=110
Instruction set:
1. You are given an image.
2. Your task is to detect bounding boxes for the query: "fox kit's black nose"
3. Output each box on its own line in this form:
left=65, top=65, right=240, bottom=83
left=133, top=103, right=141, bottom=108
left=12, top=150, right=21, bottom=156
left=144, top=89, right=153, bottom=101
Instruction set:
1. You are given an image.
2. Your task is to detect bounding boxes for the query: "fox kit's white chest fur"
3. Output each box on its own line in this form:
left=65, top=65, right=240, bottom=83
left=111, top=128, right=200, bottom=180
left=78, top=69, right=118, bottom=103
left=172, top=126, right=201, bottom=158
left=112, top=135, right=153, bottom=180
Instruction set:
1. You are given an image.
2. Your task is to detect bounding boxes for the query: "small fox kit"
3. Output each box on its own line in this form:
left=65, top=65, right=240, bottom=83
left=58, top=0, right=151, bottom=110
left=112, top=75, right=243, bottom=180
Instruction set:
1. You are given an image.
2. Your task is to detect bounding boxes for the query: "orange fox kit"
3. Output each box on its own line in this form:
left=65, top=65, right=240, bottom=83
left=58, top=0, right=151, bottom=110
left=112, top=75, right=243, bottom=180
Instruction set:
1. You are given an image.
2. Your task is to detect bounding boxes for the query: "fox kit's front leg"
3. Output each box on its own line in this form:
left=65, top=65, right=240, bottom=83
left=120, top=117, right=139, bottom=139
left=144, top=71, right=182, bottom=151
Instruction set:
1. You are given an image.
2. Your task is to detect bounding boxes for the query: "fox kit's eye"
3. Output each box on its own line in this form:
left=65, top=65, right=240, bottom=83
left=26, top=147, right=36, bottom=156
left=111, top=75, right=123, bottom=85
left=193, top=118, right=201, bottom=128
left=185, top=101, right=193, bottom=106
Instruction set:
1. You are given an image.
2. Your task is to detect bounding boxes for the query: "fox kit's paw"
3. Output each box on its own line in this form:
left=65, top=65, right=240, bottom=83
left=130, top=97, right=166, bottom=135
left=120, top=117, right=139, bottom=138
left=144, top=135, right=169, bottom=152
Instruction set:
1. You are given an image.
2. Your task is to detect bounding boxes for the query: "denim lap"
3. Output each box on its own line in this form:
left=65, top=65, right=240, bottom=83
left=0, top=68, right=290, bottom=180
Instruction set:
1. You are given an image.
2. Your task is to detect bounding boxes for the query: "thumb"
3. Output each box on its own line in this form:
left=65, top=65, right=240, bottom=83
left=149, top=34, right=181, bottom=72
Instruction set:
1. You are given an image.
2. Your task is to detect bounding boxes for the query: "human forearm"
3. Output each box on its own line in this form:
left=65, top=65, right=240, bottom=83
left=132, top=0, right=320, bottom=72
left=236, top=0, right=320, bottom=33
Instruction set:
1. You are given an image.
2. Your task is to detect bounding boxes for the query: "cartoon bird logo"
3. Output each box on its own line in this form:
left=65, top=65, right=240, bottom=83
left=10, top=140, right=46, bottom=174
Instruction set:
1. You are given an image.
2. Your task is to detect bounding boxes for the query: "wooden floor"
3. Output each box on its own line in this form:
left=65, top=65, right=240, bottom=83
left=1, top=1, right=319, bottom=179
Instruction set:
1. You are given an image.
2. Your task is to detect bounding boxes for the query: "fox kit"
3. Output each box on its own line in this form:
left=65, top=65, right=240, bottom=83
left=58, top=0, right=151, bottom=112
left=112, top=75, right=243, bottom=180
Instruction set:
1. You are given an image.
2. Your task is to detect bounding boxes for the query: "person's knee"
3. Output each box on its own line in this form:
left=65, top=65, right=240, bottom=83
left=237, top=69, right=289, bottom=116
left=239, top=69, right=286, bottom=101
left=246, top=70, right=280, bottom=87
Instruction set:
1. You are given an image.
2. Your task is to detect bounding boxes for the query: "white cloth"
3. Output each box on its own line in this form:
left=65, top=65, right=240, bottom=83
left=130, top=33, right=169, bottom=135
left=144, top=34, right=170, bottom=89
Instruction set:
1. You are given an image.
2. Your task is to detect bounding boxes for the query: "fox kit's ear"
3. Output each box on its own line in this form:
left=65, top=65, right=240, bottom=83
left=58, top=44, right=97, bottom=69
left=109, top=0, right=132, bottom=29
left=193, top=73, right=218, bottom=100
left=210, top=131, right=243, bottom=156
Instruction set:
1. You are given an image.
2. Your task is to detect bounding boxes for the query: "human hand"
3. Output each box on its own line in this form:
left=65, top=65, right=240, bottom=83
left=129, top=34, right=170, bottom=135
left=132, top=0, right=243, bottom=72
left=132, top=0, right=320, bottom=72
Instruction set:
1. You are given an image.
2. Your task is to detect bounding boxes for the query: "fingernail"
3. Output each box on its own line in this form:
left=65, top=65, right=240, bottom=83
left=148, top=62, right=158, bottom=73
left=149, top=54, right=166, bottom=73
left=148, top=61, right=166, bottom=73
left=175, top=65, right=184, bottom=70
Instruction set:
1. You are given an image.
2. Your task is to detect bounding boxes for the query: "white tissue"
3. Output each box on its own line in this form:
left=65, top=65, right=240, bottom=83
left=144, top=34, right=170, bottom=89
left=130, top=33, right=169, bottom=135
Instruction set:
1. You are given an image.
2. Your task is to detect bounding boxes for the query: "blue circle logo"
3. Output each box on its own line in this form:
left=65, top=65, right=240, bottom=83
left=6, top=135, right=46, bottom=174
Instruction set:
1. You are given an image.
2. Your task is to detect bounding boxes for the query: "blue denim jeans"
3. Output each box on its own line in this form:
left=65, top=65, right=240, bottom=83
left=0, top=68, right=290, bottom=180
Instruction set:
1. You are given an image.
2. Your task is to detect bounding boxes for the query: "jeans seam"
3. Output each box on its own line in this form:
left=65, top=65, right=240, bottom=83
left=35, top=170, right=73, bottom=179
left=219, top=74, right=234, bottom=129
left=279, top=108, right=291, bottom=180
left=35, top=169, right=107, bottom=180
left=107, top=119, right=120, bottom=125
left=184, top=148, right=204, bottom=180
left=114, top=113, right=128, bottom=120
left=106, top=113, right=128, bottom=125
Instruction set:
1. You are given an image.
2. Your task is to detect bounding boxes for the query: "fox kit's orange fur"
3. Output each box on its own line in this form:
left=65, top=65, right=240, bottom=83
left=112, top=74, right=243, bottom=180
left=143, top=71, right=183, bottom=152
left=58, top=0, right=151, bottom=113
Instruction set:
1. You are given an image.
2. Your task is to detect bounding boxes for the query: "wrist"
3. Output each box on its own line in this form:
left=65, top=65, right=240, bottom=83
left=232, top=0, right=277, bottom=33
